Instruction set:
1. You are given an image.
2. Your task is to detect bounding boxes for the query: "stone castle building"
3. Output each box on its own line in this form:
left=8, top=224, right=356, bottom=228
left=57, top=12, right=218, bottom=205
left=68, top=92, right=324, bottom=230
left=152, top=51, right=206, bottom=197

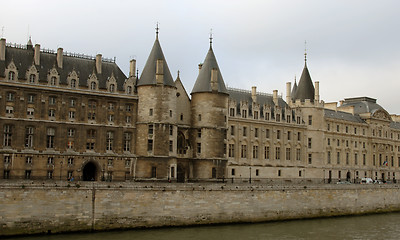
left=1, top=31, right=400, bottom=183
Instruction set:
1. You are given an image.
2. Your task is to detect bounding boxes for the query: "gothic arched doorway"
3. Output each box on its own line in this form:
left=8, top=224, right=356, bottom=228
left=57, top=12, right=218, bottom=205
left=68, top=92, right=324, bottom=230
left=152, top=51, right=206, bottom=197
left=82, top=161, right=98, bottom=181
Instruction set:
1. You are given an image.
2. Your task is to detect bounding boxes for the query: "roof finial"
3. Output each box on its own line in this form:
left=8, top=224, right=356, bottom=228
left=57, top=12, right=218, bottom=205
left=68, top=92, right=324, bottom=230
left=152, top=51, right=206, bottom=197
left=209, top=28, right=213, bottom=47
left=177, top=70, right=180, bottom=78
left=136, top=69, right=139, bottom=78
left=294, top=75, right=296, bottom=83
left=304, top=40, right=307, bottom=64
left=155, top=22, right=160, bottom=40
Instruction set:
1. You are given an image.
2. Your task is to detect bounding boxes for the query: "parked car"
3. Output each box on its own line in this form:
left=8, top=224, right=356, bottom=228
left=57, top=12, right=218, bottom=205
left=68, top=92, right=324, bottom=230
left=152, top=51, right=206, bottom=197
left=361, top=178, right=373, bottom=184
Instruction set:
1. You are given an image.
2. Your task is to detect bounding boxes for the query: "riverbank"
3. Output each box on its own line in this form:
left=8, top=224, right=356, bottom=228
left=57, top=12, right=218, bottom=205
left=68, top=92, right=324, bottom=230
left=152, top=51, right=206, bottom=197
left=1, top=181, right=400, bottom=237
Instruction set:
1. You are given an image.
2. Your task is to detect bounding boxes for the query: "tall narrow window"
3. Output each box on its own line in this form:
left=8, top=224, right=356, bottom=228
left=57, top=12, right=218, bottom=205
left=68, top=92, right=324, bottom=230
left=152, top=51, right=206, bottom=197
left=86, top=129, right=96, bottom=150
left=106, top=131, right=114, bottom=151
left=29, top=74, right=36, bottom=83
left=3, top=125, right=12, bottom=147
left=124, top=132, right=131, bottom=151
left=308, top=115, right=312, bottom=125
left=47, top=128, right=55, bottom=148
left=70, top=79, right=77, bottom=88
left=25, top=126, right=34, bottom=148
left=229, top=144, right=235, bottom=157
left=8, top=71, right=15, bottom=81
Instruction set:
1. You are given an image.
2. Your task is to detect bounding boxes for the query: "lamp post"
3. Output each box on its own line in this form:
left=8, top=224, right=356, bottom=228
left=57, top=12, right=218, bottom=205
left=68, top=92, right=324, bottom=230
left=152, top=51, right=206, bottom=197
left=249, top=166, right=252, bottom=184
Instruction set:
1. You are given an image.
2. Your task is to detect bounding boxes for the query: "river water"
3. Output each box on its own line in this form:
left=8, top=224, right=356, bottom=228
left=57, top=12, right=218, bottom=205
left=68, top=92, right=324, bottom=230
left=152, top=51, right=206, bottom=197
left=4, top=212, right=400, bottom=240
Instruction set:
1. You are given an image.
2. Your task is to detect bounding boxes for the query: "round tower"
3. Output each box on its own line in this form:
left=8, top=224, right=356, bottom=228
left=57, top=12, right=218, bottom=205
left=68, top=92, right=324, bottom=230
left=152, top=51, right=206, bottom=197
left=190, top=37, right=228, bottom=179
left=135, top=29, right=177, bottom=180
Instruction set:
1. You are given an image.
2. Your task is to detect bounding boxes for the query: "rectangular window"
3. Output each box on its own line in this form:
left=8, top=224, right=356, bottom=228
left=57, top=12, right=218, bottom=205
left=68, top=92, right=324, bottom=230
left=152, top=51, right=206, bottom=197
left=308, top=138, right=312, bottom=148
left=149, top=108, right=153, bottom=116
left=296, top=149, right=301, bottom=161
left=275, top=147, right=280, bottom=160
left=277, top=130, right=281, bottom=140
left=86, top=129, right=96, bottom=150
left=69, top=111, right=75, bottom=119
left=327, top=151, right=331, bottom=164
left=106, top=131, right=114, bottom=151
left=25, top=127, right=34, bottom=148
left=327, top=138, right=331, bottom=146
left=254, top=111, right=258, bottom=119
left=229, top=144, right=235, bottom=157
left=265, top=146, right=270, bottom=160
left=252, top=145, right=258, bottom=159
left=25, top=170, right=31, bottom=179
left=148, top=139, right=153, bottom=151
left=355, top=153, right=358, bottom=165
left=230, top=125, right=235, bottom=136
left=265, top=112, right=270, bottom=120
left=286, top=148, right=291, bottom=160
left=255, top=128, right=259, bottom=138
left=197, top=143, right=201, bottom=154
left=242, top=109, right=247, bottom=118
left=337, top=152, right=340, bottom=164
left=4, top=156, right=11, bottom=163
left=124, top=132, right=131, bottom=151
left=151, top=167, right=157, bottom=178
left=5, top=106, right=14, bottom=114
left=308, top=153, right=312, bottom=164
left=197, top=129, right=202, bottom=138
left=169, top=125, right=173, bottom=136
left=308, top=115, right=312, bottom=125
left=276, top=114, right=280, bottom=122
left=47, top=128, right=55, bottom=148
left=363, top=154, right=366, bottom=165
left=287, top=131, right=291, bottom=141
left=243, top=127, right=247, bottom=137
left=125, top=104, right=132, bottom=112
left=169, top=140, right=173, bottom=152
left=47, top=171, right=53, bottom=179
left=47, top=157, right=54, bottom=165
left=231, top=168, right=235, bottom=176
left=67, top=128, right=75, bottom=137
left=229, top=108, right=235, bottom=117
left=49, top=109, right=56, bottom=117
left=286, top=115, right=291, bottom=123
left=266, top=129, right=270, bottom=138
left=148, top=124, right=153, bottom=135
left=212, top=168, right=217, bottom=178
left=26, top=156, right=33, bottom=164
left=27, top=107, right=34, bottom=117
left=297, top=132, right=301, bottom=141
left=49, top=96, right=56, bottom=105
left=68, top=157, right=74, bottom=165
left=256, top=169, right=259, bottom=176
left=241, top=145, right=247, bottom=158
left=126, top=116, right=131, bottom=123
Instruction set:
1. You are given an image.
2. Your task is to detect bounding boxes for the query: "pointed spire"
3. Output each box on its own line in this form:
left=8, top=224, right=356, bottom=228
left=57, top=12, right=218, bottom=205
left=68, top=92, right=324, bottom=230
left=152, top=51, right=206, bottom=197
left=191, top=35, right=228, bottom=95
left=294, top=51, right=315, bottom=102
left=291, top=75, right=298, bottom=101
left=137, top=28, right=174, bottom=87
left=304, top=40, right=307, bottom=66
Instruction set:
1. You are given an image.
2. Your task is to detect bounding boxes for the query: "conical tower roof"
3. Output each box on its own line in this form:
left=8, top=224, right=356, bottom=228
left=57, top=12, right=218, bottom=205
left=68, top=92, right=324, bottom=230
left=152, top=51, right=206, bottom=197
left=294, top=61, right=314, bottom=101
left=137, top=36, right=174, bottom=87
left=191, top=43, right=228, bottom=94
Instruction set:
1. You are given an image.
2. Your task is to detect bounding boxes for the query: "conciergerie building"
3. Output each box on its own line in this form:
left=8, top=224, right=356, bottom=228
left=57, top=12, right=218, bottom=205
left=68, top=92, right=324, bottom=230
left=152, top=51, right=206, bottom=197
left=1, top=30, right=400, bottom=183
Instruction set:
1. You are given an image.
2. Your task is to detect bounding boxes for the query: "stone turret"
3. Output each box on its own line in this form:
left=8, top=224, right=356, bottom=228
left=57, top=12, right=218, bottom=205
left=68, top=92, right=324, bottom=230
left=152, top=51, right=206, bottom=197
left=135, top=28, right=177, bottom=180
left=190, top=36, right=228, bottom=179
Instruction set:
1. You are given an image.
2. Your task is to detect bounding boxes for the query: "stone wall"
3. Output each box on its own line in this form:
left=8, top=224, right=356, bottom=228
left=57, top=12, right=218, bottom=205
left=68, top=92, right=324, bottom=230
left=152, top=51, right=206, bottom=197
left=1, top=181, right=400, bottom=236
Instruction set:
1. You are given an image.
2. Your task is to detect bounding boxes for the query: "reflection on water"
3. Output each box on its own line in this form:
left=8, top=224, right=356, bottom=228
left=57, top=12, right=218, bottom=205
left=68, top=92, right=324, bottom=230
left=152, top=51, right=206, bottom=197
left=5, top=212, right=400, bottom=240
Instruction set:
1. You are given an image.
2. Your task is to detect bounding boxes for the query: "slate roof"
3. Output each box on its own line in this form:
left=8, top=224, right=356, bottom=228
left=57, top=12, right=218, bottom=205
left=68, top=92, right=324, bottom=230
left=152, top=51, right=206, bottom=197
left=294, top=62, right=315, bottom=102
left=191, top=46, right=228, bottom=94
left=324, top=109, right=365, bottom=123
left=291, top=79, right=297, bottom=101
left=390, top=121, right=400, bottom=130
left=228, top=88, right=288, bottom=118
left=340, top=97, right=385, bottom=115
left=0, top=44, right=127, bottom=91
left=137, top=38, right=175, bottom=87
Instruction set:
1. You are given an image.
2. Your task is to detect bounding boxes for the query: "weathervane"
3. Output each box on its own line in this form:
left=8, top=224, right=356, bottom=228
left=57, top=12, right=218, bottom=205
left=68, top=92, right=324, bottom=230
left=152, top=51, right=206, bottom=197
left=155, top=22, right=160, bottom=39
left=304, top=40, right=307, bottom=63
left=209, top=28, right=213, bottom=47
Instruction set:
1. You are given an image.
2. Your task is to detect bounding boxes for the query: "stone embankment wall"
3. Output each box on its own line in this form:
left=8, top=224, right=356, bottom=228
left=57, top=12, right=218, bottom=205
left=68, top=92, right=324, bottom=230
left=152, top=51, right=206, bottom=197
left=1, top=181, right=400, bottom=236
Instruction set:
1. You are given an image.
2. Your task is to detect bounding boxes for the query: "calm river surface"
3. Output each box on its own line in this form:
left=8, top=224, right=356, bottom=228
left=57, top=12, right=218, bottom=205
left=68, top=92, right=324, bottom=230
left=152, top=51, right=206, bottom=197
left=5, top=212, right=400, bottom=240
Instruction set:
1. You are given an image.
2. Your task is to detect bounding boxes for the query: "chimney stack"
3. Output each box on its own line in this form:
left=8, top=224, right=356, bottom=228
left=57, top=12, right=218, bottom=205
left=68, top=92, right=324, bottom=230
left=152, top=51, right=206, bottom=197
left=286, top=82, right=291, bottom=104
left=96, top=54, right=102, bottom=74
left=251, top=86, right=257, bottom=103
left=0, top=38, right=5, bottom=61
left=34, top=44, right=40, bottom=65
left=57, top=48, right=63, bottom=68
left=273, top=90, right=278, bottom=106
left=129, top=59, right=136, bottom=77
left=314, top=81, right=320, bottom=102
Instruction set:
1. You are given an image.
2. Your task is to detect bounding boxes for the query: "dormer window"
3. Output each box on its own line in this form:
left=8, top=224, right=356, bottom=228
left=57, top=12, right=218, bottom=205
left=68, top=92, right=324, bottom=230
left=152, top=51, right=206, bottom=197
left=8, top=71, right=15, bottom=81
left=127, top=86, right=132, bottom=94
left=242, top=109, right=247, bottom=118
left=70, top=79, right=77, bottom=88
left=109, top=84, right=115, bottom=93
left=29, top=74, right=36, bottom=83
left=90, top=82, right=97, bottom=90
left=50, top=76, right=56, bottom=86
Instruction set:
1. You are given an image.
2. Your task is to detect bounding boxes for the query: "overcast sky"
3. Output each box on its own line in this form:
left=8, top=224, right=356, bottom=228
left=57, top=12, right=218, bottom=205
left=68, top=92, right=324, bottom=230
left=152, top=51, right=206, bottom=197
left=2, top=0, right=400, bottom=113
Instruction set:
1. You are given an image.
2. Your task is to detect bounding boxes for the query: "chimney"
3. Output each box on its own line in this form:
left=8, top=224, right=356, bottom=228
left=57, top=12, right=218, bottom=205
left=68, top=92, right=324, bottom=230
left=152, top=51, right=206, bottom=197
left=129, top=59, right=136, bottom=77
left=156, top=59, right=164, bottom=84
left=211, top=68, right=218, bottom=91
left=34, top=44, right=40, bottom=65
left=251, top=86, right=257, bottom=103
left=198, top=63, right=203, bottom=73
left=286, top=82, right=291, bottom=103
left=96, top=54, right=102, bottom=74
left=314, top=81, right=320, bottom=102
left=273, top=90, right=278, bottom=106
left=57, top=48, right=63, bottom=68
left=0, top=38, right=5, bottom=61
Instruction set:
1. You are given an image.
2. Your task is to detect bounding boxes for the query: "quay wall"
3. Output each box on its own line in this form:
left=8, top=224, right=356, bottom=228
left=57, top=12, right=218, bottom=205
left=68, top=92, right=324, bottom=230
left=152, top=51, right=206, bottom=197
left=1, top=182, right=400, bottom=236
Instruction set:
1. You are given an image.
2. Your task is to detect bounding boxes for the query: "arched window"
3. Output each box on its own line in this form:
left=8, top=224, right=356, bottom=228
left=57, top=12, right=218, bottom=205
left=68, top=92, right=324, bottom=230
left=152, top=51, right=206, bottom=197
left=109, top=84, right=115, bottom=93
left=29, top=74, right=36, bottom=83
left=90, top=82, right=97, bottom=90
left=8, top=71, right=15, bottom=81
left=71, top=79, right=76, bottom=88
